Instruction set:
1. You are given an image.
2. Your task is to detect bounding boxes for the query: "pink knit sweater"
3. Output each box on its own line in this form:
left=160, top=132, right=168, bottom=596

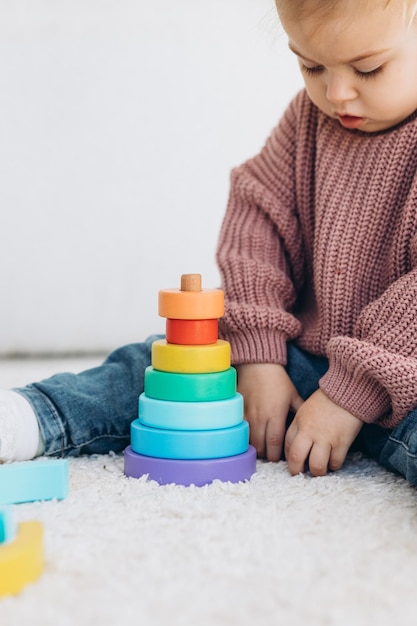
left=216, top=89, right=417, bottom=429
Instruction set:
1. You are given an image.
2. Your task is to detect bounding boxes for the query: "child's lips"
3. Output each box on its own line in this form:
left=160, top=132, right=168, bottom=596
left=336, top=114, right=365, bottom=129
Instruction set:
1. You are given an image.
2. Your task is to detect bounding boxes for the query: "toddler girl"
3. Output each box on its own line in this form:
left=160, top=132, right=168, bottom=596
left=217, top=0, right=417, bottom=482
left=2, top=0, right=417, bottom=487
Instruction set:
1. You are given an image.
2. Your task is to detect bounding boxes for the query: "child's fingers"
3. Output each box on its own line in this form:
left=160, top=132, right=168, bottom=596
left=248, top=415, right=285, bottom=461
left=265, top=417, right=285, bottom=462
left=307, top=442, right=332, bottom=476
left=328, top=446, right=348, bottom=472
left=248, top=421, right=267, bottom=458
left=285, top=430, right=313, bottom=475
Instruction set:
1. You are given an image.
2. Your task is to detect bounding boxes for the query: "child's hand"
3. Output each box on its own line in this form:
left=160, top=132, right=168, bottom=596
left=284, top=389, right=363, bottom=476
left=236, top=363, right=303, bottom=462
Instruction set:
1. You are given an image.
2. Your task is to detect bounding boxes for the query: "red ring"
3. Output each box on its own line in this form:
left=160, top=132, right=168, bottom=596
left=166, top=319, right=218, bottom=345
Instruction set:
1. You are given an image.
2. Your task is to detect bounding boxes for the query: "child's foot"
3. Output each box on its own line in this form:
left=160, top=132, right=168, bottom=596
left=0, top=391, right=44, bottom=462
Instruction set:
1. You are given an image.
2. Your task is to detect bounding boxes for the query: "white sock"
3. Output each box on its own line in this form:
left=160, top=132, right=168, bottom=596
left=0, top=390, right=44, bottom=462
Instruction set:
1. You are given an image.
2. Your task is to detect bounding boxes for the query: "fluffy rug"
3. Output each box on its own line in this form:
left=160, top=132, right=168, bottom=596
left=2, top=452, right=417, bottom=626
left=1, top=360, right=417, bottom=625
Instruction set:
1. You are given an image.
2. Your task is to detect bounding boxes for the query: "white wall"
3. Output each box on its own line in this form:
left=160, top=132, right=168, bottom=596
left=0, top=0, right=303, bottom=355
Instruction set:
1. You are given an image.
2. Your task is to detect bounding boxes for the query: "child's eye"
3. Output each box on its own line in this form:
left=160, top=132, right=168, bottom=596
left=301, top=64, right=324, bottom=77
left=353, top=65, right=384, bottom=80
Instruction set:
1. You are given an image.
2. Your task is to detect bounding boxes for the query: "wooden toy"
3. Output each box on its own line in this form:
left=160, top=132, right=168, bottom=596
left=151, top=339, right=230, bottom=373
left=130, top=419, right=249, bottom=459
left=138, top=393, right=244, bottom=430
left=158, top=274, right=224, bottom=320
left=124, top=445, right=256, bottom=487
left=0, top=520, right=43, bottom=597
left=0, top=508, right=15, bottom=544
left=144, top=367, right=237, bottom=403
left=166, top=318, right=218, bottom=345
left=124, top=274, right=256, bottom=486
left=0, top=459, right=69, bottom=505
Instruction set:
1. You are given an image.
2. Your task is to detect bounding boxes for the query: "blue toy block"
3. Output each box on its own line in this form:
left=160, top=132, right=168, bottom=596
left=0, top=459, right=69, bottom=505
left=0, top=508, right=15, bottom=544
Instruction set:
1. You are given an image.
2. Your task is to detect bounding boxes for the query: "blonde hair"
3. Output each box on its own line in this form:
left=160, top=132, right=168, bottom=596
left=276, top=0, right=417, bottom=28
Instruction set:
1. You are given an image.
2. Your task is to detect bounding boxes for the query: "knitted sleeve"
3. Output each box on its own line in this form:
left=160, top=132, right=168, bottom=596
left=216, top=93, right=306, bottom=365
left=320, top=235, right=417, bottom=429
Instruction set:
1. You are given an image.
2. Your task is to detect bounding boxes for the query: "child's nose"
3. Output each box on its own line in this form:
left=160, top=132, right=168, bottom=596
left=326, top=72, right=357, bottom=105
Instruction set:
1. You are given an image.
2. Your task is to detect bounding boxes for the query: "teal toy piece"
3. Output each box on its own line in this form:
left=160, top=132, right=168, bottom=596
left=0, top=459, right=69, bottom=505
left=139, top=392, right=243, bottom=431
left=144, top=367, right=237, bottom=403
left=0, top=508, right=15, bottom=544
left=130, top=419, right=249, bottom=460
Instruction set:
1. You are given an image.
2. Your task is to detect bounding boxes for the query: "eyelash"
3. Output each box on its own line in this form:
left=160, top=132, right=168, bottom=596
left=301, top=64, right=384, bottom=81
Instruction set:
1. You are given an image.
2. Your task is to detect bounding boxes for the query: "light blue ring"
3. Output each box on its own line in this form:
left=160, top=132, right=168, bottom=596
left=139, top=393, right=243, bottom=431
left=130, top=419, right=249, bottom=460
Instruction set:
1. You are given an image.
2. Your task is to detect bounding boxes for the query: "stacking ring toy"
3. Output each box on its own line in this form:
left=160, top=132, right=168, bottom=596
left=0, top=522, right=43, bottom=597
left=166, top=318, right=218, bottom=345
left=152, top=339, right=230, bottom=373
left=130, top=419, right=249, bottom=459
left=139, top=392, right=243, bottom=430
left=124, top=445, right=257, bottom=486
left=144, top=367, right=237, bottom=402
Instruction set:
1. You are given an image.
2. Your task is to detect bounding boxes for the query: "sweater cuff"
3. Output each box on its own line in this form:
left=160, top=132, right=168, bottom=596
left=220, top=328, right=288, bottom=366
left=319, top=361, right=391, bottom=424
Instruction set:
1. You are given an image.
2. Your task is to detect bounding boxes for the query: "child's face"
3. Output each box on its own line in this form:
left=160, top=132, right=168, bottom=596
left=278, top=2, right=417, bottom=132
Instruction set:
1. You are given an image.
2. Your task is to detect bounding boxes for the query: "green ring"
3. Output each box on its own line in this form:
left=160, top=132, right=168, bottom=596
left=144, top=367, right=237, bottom=402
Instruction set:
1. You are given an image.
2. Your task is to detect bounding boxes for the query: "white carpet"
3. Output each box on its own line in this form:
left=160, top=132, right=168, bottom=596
left=1, top=358, right=417, bottom=626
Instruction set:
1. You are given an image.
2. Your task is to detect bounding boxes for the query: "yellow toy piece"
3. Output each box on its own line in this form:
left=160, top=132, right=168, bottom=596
left=0, top=522, right=43, bottom=597
left=152, top=339, right=231, bottom=373
left=158, top=273, right=224, bottom=320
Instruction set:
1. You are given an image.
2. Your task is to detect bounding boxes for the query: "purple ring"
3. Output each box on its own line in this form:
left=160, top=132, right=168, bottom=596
left=123, top=445, right=257, bottom=486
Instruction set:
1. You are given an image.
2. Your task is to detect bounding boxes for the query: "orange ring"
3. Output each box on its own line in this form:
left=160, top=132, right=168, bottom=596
left=158, top=288, right=224, bottom=320
left=166, top=319, right=218, bottom=345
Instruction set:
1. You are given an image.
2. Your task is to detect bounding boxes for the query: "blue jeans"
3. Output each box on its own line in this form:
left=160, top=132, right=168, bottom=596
left=15, top=339, right=417, bottom=487
left=16, top=336, right=160, bottom=457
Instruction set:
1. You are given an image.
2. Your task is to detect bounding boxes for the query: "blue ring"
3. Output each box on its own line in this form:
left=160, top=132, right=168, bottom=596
left=138, top=393, right=243, bottom=431
left=130, top=419, right=249, bottom=460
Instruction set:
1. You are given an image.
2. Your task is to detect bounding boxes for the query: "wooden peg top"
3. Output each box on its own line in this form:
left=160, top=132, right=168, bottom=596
left=180, top=274, right=202, bottom=292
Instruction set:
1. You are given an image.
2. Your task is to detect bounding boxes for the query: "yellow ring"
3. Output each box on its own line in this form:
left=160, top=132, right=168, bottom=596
left=152, top=339, right=230, bottom=373
left=0, top=522, right=43, bottom=597
left=158, top=289, right=224, bottom=320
